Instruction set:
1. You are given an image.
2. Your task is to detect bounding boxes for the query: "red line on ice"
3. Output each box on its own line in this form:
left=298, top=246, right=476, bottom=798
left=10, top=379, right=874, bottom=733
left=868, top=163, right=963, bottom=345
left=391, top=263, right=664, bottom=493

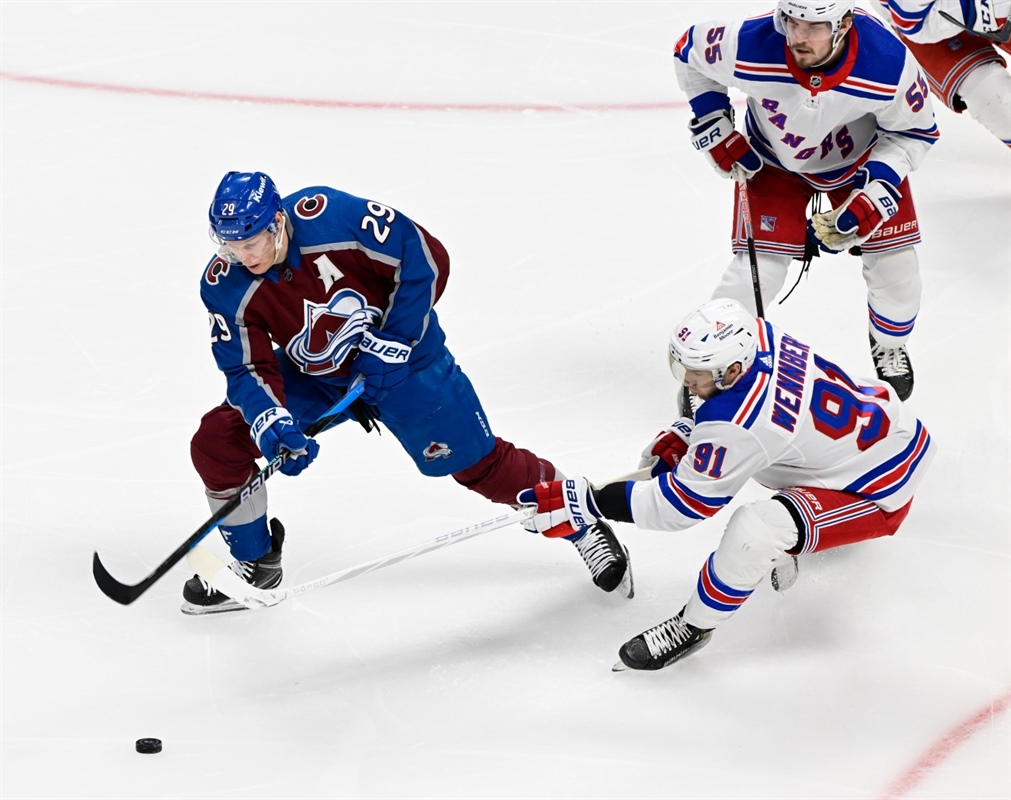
left=0, top=71, right=688, bottom=113
left=877, top=686, right=1011, bottom=799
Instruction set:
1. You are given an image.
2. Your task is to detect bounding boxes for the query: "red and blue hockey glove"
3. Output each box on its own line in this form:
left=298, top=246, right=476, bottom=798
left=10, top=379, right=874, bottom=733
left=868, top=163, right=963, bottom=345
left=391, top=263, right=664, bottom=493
left=689, top=109, right=763, bottom=180
left=349, top=329, right=413, bottom=405
left=251, top=407, right=320, bottom=477
left=516, top=477, right=601, bottom=538
left=811, top=174, right=901, bottom=252
left=638, top=417, right=693, bottom=478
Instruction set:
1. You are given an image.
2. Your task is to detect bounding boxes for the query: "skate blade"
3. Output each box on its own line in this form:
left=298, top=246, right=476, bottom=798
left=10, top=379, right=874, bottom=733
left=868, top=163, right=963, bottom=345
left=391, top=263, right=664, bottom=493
left=618, top=546, right=635, bottom=599
left=770, top=555, right=799, bottom=593
left=180, top=598, right=249, bottom=616
left=611, top=660, right=630, bottom=672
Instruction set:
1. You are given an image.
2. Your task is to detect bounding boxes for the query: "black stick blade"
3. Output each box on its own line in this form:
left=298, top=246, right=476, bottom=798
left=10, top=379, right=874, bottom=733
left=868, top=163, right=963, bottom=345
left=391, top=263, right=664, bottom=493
left=92, top=552, right=158, bottom=605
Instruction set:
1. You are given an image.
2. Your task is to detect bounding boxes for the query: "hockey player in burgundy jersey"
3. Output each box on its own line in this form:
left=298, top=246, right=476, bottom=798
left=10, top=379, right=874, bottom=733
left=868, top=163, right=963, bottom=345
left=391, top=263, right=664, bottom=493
left=874, top=0, right=1011, bottom=146
left=519, top=298, right=935, bottom=671
left=674, top=0, right=941, bottom=401
left=183, top=172, right=630, bottom=614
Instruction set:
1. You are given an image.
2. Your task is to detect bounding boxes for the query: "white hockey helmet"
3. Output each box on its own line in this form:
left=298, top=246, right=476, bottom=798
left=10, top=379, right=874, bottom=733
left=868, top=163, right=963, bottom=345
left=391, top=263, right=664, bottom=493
left=668, top=298, right=759, bottom=390
left=773, top=0, right=855, bottom=39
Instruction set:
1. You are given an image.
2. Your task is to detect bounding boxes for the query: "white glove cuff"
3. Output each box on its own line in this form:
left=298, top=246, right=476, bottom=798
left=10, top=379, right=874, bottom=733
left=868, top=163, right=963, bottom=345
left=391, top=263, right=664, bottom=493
left=360, top=331, right=413, bottom=364
left=250, top=407, right=293, bottom=450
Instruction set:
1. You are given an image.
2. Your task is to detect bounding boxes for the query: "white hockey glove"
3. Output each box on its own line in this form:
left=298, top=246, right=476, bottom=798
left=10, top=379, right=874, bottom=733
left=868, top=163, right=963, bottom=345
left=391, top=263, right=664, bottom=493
left=638, top=417, right=694, bottom=478
left=689, top=109, right=763, bottom=180
left=810, top=177, right=901, bottom=252
left=516, top=477, right=601, bottom=539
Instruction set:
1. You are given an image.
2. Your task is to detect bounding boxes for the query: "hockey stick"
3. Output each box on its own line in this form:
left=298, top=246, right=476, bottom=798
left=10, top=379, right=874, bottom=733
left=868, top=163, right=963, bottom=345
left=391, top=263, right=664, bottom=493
left=91, top=381, right=367, bottom=606
left=187, top=508, right=534, bottom=609
left=190, top=466, right=655, bottom=610
left=938, top=10, right=1011, bottom=43
left=735, top=172, right=765, bottom=318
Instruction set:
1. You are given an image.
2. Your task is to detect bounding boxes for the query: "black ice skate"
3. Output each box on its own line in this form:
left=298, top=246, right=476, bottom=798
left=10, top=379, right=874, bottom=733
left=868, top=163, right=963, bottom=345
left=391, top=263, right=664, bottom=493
left=181, top=518, right=285, bottom=615
left=613, top=608, right=712, bottom=671
left=571, top=521, right=634, bottom=598
left=869, top=333, right=914, bottom=401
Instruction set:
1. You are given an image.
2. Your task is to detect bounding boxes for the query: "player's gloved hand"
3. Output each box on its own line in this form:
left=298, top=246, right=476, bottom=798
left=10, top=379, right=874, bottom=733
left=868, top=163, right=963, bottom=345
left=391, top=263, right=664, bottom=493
left=810, top=171, right=901, bottom=252
left=689, top=108, right=763, bottom=180
left=349, top=329, right=413, bottom=405
left=250, top=407, right=320, bottom=477
left=516, top=477, right=601, bottom=538
left=638, top=417, right=694, bottom=478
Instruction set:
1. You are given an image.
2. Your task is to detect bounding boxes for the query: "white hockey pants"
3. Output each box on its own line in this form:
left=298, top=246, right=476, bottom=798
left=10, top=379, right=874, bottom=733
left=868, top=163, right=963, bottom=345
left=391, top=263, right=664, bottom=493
left=684, top=499, right=799, bottom=631
left=960, top=61, right=1011, bottom=147
left=711, top=248, right=920, bottom=347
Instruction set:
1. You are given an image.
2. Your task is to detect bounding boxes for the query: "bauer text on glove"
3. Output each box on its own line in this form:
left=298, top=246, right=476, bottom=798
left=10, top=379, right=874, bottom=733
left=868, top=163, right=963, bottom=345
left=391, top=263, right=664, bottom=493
left=811, top=179, right=901, bottom=252
left=689, top=109, right=763, bottom=180
left=251, top=407, right=320, bottom=477
left=516, top=477, right=601, bottom=538
left=350, top=330, right=413, bottom=405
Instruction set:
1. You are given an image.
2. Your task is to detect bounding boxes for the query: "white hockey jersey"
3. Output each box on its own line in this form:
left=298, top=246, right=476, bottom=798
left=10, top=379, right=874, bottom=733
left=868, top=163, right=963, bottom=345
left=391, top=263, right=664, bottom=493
left=674, top=10, right=939, bottom=190
left=875, top=0, right=1010, bottom=43
left=629, top=320, right=936, bottom=532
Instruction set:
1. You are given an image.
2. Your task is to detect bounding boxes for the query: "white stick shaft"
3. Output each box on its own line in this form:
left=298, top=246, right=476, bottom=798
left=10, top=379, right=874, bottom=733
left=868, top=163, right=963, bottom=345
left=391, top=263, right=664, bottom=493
left=187, top=508, right=533, bottom=610
left=187, top=467, right=655, bottom=611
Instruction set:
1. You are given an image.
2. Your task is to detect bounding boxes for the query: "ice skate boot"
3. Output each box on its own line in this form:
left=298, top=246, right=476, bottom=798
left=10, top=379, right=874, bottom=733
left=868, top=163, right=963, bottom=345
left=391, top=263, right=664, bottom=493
left=613, top=608, right=712, bottom=671
left=869, top=333, right=914, bottom=401
left=571, top=521, right=633, bottom=598
left=181, top=518, right=285, bottom=615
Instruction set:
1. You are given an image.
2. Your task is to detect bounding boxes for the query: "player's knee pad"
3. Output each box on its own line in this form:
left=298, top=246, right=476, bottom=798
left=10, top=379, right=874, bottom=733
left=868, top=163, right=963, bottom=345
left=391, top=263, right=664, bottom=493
left=960, top=62, right=1011, bottom=145
left=191, top=405, right=261, bottom=491
left=712, top=500, right=801, bottom=587
left=712, top=252, right=793, bottom=315
left=862, top=248, right=921, bottom=303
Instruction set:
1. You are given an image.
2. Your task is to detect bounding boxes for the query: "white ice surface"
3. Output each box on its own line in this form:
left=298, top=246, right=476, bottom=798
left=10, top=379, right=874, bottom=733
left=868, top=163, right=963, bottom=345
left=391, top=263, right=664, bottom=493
left=1, top=2, right=1009, bottom=798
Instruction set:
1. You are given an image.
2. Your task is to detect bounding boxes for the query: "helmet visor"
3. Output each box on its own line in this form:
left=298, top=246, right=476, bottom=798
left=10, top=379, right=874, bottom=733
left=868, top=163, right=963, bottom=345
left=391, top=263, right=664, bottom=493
left=667, top=346, right=688, bottom=384
left=779, top=12, right=837, bottom=40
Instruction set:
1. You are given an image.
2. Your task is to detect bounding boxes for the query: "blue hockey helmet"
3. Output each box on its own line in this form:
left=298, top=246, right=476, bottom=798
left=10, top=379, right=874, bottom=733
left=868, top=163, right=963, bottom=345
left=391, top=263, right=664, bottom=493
left=208, top=171, right=282, bottom=243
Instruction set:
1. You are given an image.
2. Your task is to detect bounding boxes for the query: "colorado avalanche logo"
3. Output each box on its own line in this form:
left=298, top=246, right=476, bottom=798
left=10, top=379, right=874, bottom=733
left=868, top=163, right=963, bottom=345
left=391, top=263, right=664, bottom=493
left=285, top=289, right=380, bottom=375
left=423, top=442, right=453, bottom=461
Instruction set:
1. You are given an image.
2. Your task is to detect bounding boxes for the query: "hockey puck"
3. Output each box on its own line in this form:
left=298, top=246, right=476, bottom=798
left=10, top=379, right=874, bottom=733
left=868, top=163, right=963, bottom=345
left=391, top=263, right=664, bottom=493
left=135, top=738, right=162, bottom=754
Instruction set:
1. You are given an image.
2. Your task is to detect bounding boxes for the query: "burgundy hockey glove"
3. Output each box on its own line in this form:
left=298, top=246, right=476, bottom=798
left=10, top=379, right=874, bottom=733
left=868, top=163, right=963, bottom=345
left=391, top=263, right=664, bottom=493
left=689, top=109, right=763, bottom=180
left=250, top=407, right=320, bottom=477
left=638, top=417, right=693, bottom=478
left=516, top=478, right=601, bottom=538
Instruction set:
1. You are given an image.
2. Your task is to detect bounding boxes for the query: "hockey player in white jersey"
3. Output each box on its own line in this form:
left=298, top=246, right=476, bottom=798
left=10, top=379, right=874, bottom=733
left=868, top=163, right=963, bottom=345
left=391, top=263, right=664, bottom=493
left=874, top=0, right=1011, bottom=147
left=518, top=298, right=936, bottom=671
left=674, top=0, right=940, bottom=401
